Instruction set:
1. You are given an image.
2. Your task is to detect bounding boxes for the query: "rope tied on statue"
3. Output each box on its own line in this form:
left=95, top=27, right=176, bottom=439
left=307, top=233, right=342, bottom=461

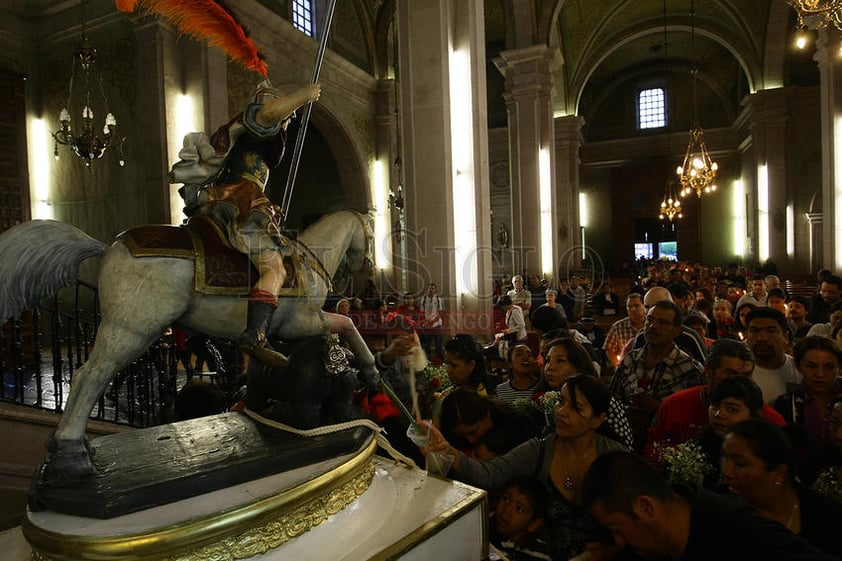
left=242, top=407, right=420, bottom=470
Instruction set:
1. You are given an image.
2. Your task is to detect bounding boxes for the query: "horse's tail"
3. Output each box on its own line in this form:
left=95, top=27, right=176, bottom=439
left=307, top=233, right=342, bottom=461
left=0, top=220, right=107, bottom=322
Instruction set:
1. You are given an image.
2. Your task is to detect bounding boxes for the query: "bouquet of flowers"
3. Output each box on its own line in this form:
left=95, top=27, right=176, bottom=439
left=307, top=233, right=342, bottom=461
left=513, top=397, right=538, bottom=412
left=660, top=440, right=712, bottom=485
left=539, top=391, right=560, bottom=416
left=425, top=363, right=451, bottom=393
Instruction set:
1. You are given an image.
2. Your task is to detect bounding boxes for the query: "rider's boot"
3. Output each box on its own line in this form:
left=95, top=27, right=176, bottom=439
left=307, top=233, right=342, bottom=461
left=240, top=290, right=288, bottom=367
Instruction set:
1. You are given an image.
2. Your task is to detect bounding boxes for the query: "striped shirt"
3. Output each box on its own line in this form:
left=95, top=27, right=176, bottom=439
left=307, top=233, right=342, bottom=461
left=496, top=379, right=543, bottom=405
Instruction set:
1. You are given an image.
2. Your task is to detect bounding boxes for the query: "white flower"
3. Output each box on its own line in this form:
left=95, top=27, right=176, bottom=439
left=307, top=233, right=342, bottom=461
left=539, top=391, right=560, bottom=416
left=661, top=441, right=712, bottom=485
left=513, top=397, right=537, bottom=412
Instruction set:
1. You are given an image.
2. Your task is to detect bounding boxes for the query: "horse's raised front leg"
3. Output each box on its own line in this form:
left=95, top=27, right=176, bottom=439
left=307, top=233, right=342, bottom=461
left=321, top=312, right=379, bottom=388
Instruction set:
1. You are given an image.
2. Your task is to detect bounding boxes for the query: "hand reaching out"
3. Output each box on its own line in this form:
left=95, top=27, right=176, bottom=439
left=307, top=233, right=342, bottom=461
left=417, top=420, right=462, bottom=471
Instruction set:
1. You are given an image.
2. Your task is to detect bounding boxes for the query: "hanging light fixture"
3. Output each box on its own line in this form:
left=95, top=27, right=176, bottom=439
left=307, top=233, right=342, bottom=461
left=654, top=0, right=682, bottom=223
left=789, top=0, right=842, bottom=31
left=53, top=1, right=124, bottom=172
left=677, top=0, right=718, bottom=199
left=659, top=181, right=683, bottom=222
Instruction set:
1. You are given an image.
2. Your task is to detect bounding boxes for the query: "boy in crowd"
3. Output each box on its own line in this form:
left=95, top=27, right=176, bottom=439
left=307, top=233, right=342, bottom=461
left=491, top=476, right=551, bottom=561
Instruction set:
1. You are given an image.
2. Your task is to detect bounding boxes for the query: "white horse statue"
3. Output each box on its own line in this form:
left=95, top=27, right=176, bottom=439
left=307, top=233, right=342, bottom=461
left=0, top=209, right=378, bottom=480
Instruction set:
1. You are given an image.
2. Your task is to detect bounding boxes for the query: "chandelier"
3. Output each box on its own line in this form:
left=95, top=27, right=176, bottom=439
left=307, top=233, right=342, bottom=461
left=789, top=0, right=842, bottom=31
left=677, top=0, right=718, bottom=198
left=677, top=126, right=718, bottom=197
left=659, top=182, right=682, bottom=222
left=52, top=9, right=123, bottom=173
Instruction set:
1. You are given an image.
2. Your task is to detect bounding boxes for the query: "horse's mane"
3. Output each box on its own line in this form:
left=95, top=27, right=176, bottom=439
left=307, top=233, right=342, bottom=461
left=299, top=209, right=372, bottom=247
left=0, top=220, right=107, bottom=321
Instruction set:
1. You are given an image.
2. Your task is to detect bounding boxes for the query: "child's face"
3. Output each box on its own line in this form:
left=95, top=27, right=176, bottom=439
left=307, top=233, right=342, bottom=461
left=510, top=345, right=535, bottom=375
left=713, top=302, right=731, bottom=322
left=708, top=397, right=754, bottom=438
left=494, top=487, right=541, bottom=538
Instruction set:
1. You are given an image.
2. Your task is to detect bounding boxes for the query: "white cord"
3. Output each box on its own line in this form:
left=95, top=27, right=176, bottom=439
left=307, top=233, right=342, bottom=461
left=243, top=407, right=419, bottom=470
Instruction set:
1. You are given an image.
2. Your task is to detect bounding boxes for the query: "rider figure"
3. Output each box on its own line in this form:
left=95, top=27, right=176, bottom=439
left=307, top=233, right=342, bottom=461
left=169, top=80, right=321, bottom=368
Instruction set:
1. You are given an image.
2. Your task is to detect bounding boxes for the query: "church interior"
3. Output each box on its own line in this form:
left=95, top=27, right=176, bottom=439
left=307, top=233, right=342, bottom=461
left=0, top=0, right=841, bottom=557
left=0, top=0, right=831, bottom=308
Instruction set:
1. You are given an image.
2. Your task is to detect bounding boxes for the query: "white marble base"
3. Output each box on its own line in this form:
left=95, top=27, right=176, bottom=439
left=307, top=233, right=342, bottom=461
left=264, top=458, right=488, bottom=561
left=18, top=456, right=488, bottom=561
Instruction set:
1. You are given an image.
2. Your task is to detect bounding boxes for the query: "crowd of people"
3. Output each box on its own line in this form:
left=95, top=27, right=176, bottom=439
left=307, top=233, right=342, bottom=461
left=351, top=260, right=842, bottom=561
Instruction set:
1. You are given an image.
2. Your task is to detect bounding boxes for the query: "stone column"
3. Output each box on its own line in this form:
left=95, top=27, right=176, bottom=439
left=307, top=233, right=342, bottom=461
left=133, top=21, right=172, bottom=224
left=746, top=88, right=791, bottom=273
left=815, top=27, right=842, bottom=271
left=494, top=46, right=561, bottom=279
left=554, top=115, right=584, bottom=281
left=397, top=0, right=491, bottom=332
left=373, top=78, right=401, bottom=292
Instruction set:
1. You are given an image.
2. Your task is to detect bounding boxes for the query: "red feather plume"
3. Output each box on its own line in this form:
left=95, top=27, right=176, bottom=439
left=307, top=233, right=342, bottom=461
left=115, top=0, right=268, bottom=77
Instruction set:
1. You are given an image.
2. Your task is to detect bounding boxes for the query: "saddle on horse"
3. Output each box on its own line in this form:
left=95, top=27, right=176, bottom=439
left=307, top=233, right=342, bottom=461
left=118, top=216, right=308, bottom=297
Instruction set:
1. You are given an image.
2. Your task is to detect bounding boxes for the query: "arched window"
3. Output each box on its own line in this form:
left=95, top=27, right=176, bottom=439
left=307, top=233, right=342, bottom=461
left=638, top=87, right=666, bottom=129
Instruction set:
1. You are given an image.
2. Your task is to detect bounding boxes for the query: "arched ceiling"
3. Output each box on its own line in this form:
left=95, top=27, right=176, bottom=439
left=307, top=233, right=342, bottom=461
left=2, top=0, right=819, bottom=137
left=484, top=0, right=815, bottom=126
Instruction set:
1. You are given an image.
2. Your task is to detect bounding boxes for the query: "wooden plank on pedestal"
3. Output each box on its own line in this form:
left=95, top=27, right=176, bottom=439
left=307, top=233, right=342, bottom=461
left=29, top=411, right=372, bottom=519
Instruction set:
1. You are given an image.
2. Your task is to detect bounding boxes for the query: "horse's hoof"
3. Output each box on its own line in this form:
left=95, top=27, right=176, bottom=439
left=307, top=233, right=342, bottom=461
left=44, top=437, right=95, bottom=481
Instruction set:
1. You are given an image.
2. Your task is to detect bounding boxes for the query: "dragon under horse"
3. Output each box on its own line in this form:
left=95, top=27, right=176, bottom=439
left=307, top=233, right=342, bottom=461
left=0, top=207, right=378, bottom=481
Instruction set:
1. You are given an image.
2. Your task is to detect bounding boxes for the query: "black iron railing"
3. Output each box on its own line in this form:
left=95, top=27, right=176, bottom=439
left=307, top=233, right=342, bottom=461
left=0, top=281, right=235, bottom=428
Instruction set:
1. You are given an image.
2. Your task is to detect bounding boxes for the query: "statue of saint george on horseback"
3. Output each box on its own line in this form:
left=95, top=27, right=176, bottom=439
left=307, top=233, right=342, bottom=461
left=169, top=80, right=322, bottom=368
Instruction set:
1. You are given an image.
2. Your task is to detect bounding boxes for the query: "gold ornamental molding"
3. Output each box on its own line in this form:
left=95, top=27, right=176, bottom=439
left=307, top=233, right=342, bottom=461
left=24, top=436, right=377, bottom=561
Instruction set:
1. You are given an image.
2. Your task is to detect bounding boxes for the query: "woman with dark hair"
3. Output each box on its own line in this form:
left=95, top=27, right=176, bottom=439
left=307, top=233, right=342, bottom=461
left=775, top=336, right=842, bottom=449
left=695, top=287, right=714, bottom=303
left=430, top=334, right=495, bottom=425
left=438, top=387, right=542, bottom=454
left=495, top=343, right=542, bottom=405
left=775, top=336, right=842, bottom=489
left=712, top=298, right=736, bottom=339
left=537, top=337, right=633, bottom=450
left=722, top=419, right=842, bottom=558
left=443, top=333, right=492, bottom=394
left=733, top=301, right=758, bottom=340
left=421, top=374, right=629, bottom=561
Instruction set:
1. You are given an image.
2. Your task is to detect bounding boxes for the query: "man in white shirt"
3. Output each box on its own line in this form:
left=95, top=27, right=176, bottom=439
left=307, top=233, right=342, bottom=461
left=744, top=307, right=801, bottom=403
left=507, top=275, right=532, bottom=315
left=420, top=282, right=446, bottom=361
left=735, top=274, right=768, bottom=309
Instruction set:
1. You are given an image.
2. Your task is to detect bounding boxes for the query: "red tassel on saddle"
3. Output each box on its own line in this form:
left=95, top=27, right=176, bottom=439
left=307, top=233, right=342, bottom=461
left=114, top=0, right=268, bottom=77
